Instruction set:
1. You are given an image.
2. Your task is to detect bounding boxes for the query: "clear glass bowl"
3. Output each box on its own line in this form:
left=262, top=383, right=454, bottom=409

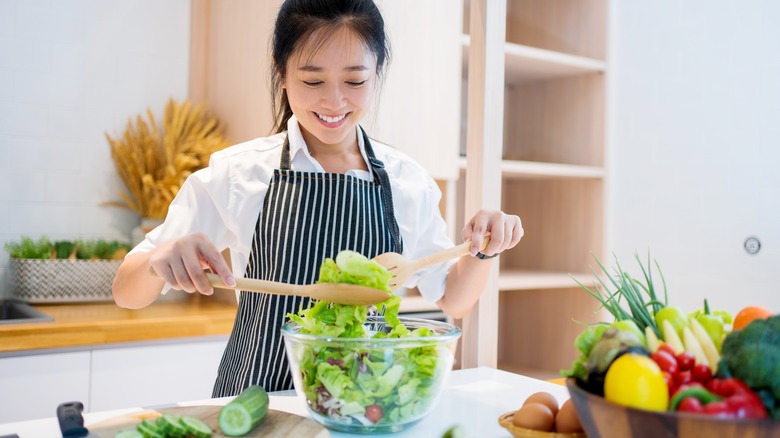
left=281, top=316, right=461, bottom=434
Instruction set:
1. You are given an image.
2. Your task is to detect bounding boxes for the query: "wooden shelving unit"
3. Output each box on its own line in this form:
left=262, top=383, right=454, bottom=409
left=461, top=0, right=610, bottom=379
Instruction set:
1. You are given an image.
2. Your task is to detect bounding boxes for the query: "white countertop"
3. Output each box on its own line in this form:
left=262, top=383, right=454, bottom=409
left=0, top=367, right=571, bottom=438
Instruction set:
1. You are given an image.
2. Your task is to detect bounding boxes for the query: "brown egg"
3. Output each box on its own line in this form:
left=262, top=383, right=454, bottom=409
left=511, top=403, right=555, bottom=432
left=554, top=399, right=584, bottom=434
left=523, top=392, right=559, bottom=416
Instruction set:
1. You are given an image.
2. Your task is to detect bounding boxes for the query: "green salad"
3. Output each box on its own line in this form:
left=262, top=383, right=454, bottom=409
left=286, top=251, right=443, bottom=426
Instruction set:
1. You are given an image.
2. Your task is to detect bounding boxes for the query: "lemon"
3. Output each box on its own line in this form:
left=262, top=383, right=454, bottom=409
left=604, top=353, right=669, bottom=411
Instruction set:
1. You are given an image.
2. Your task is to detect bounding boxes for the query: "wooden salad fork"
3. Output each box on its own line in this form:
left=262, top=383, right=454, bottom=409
left=149, top=269, right=391, bottom=305
left=372, top=237, right=491, bottom=290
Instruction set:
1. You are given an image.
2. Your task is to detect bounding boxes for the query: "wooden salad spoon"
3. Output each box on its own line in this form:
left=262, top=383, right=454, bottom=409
left=372, top=237, right=491, bottom=290
left=150, top=269, right=392, bottom=306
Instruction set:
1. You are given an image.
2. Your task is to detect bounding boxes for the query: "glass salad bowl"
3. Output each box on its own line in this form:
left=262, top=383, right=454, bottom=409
left=281, top=316, right=461, bottom=434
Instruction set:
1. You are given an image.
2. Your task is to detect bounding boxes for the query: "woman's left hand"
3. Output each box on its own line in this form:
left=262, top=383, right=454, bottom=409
left=463, top=209, right=523, bottom=257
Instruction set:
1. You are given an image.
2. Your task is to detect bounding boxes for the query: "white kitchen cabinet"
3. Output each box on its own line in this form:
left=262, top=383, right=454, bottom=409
left=0, top=351, right=91, bottom=423
left=90, top=337, right=228, bottom=412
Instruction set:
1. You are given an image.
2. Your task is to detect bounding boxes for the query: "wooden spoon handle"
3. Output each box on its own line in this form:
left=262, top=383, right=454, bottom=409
left=205, top=273, right=299, bottom=296
left=415, top=237, right=491, bottom=269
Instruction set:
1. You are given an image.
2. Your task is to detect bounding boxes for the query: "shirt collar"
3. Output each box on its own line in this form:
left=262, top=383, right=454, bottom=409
left=285, top=115, right=373, bottom=179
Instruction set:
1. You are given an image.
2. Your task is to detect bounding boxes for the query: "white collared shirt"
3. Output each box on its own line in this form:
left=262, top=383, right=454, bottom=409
left=130, top=116, right=455, bottom=304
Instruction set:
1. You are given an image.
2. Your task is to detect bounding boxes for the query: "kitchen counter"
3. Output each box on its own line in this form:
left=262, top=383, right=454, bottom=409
left=0, top=292, right=437, bottom=355
left=0, top=367, right=571, bottom=437
left=0, top=296, right=238, bottom=354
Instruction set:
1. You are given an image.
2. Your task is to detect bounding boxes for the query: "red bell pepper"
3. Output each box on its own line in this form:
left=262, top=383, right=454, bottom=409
left=705, top=378, right=768, bottom=419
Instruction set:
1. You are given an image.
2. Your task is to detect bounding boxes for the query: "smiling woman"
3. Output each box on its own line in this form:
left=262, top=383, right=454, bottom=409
left=112, top=0, right=522, bottom=400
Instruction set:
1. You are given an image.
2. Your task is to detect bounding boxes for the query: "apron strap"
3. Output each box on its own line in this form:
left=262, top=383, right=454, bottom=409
left=278, top=128, right=403, bottom=253
left=360, top=127, right=404, bottom=254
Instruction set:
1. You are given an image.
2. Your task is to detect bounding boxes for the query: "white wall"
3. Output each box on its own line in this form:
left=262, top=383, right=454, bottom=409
left=610, top=1, right=780, bottom=315
left=0, top=0, right=190, bottom=298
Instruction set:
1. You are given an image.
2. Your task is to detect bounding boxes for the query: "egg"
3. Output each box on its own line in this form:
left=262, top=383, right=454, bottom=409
left=523, top=391, right=560, bottom=416
left=511, top=402, right=555, bottom=432
left=554, top=399, right=584, bottom=434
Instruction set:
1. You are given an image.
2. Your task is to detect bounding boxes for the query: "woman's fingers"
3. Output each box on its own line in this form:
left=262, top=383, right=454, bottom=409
left=463, top=210, right=523, bottom=257
left=149, top=232, right=231, bottom=295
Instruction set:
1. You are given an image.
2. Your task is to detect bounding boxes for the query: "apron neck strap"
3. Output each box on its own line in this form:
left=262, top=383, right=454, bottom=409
left=278, top=126, right=403, bottom=252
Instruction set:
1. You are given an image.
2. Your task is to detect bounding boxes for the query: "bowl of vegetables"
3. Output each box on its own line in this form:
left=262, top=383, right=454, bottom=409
left=281, top=313, right=460, bottom=434
left=562, top=253, right=780, bottom=437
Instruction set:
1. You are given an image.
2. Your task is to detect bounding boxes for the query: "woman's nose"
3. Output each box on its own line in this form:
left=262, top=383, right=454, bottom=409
left=321, top=84, right=346, bottom=110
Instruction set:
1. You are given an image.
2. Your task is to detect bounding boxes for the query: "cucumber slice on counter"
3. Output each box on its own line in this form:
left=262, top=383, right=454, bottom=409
left=114, top=430, right=144, bottom=438
left=157, top=414, right=187, bottom=437
left=136, top=419, right=164, bottom=438
left=180, top=415, right=213, bottom=438
left=218, top=385, right=269, bottom=436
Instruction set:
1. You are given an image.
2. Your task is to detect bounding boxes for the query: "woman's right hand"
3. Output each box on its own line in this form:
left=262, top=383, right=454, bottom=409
left=148, top=232, right=236, bottom=295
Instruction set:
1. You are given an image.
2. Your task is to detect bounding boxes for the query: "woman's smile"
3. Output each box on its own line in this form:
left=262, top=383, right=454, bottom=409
left=315, top=111, right=350, bottom=126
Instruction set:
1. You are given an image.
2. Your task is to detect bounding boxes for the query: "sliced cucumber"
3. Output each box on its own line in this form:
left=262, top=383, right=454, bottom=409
left=114, top=430, right=144, bottom=438
left=136, top=419, right=164, bottom=438
left=180, top=415, right=213, bottom=438
left=218, top=385, right=269, bottom=436
left=157, top=414, right=187, bottom=437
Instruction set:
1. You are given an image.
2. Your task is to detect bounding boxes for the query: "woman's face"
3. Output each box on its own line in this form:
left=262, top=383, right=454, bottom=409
left=283, top=28, right=377, bottom=151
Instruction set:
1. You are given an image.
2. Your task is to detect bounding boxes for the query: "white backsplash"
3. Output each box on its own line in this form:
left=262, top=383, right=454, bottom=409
left=0, top=0, right=191, bottom=298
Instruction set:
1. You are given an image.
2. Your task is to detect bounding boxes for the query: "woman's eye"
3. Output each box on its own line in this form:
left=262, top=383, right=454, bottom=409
left=303, top=81, right=322, bottom=86
left=347, top=80, right=367, bottom=87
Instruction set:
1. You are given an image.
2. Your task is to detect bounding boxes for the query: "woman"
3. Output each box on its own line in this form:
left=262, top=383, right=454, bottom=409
left=112, top=0, right=523, bottom=397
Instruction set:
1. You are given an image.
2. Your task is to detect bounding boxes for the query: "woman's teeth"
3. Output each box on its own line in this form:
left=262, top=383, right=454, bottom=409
left=317, top=113, right=346, bottom=124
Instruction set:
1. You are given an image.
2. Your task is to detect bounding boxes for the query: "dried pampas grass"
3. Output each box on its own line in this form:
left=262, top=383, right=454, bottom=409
left=105, top=99, right=229, bottom=219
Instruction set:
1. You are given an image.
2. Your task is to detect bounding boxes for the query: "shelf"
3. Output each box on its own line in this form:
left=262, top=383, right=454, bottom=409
left=458, top=157, right=604, bottom=179
left=461, top=35, right=606, bottom=85
left=498, top=270, right=588, bottom=291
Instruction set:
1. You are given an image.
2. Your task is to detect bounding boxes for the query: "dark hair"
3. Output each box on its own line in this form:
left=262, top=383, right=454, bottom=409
left=270, top=0, right=391, bottom=134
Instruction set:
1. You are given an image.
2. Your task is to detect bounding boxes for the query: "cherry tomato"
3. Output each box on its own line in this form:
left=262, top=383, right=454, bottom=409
left=651, top=350, right=678, bottom=375
left=365, top=404, right=383, bottom=423
left=675, top=352, right=696, bottom=372
left=657, top=343, right=676, bottom=358
left=663, top=371, right=677, bottom=394
left=677, top=397, right=704, bottom=413
left=692, top=363, right=713, bottom=383
left=675, top=370, right=693, bottom=387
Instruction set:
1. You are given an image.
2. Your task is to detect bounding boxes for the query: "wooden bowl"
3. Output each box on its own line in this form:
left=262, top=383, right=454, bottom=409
left=498, top=411, right=586, bottom=438
left=565, top=378, right=780, bottom=438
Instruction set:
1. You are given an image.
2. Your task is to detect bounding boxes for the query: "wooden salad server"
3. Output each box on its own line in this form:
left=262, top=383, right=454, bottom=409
left=372, top=237, right=491, bottom=290
left=150, top=269, right=392, bottom=305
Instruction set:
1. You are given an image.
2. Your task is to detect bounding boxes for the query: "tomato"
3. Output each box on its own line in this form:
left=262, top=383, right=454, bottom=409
left=651, top=350, right=678, bottom=375
left=663, top=371, right=676, bottom=394
left=657, top=343, right=676, bottom=358
left=604, top=353, right=669, bottom=412
left=675, top=370, right=693, bottom=387
left=365, top=404, right=383, bottom=423
left=677, top=397, right=703, bottom=413
left=675, top=351, right=695, bottom=372
left=692, top=363, right=712, bottom=383
left=655, top=306, right=688, bottom=338
left=733, top=306, right=772, bottom=331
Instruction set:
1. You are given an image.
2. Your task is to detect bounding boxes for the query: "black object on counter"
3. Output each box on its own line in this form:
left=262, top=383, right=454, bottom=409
left=56, top=402, right=89, bottom=438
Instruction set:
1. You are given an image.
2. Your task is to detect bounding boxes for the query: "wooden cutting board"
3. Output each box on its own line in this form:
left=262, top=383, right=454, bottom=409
left=88, top=405, right=330, bottom=438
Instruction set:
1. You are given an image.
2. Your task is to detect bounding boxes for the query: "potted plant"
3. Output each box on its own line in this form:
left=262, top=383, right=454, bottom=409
left=5, top=236, right=131, bottom=303
left=105, top=98, right=229, bottom=244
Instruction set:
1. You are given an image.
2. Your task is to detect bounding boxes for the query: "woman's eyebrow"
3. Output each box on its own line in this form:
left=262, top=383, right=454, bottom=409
left=297, top=65, right=370, bottom=72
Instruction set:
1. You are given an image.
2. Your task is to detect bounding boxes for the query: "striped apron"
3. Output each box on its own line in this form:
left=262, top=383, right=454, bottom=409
left=212, top=128, right=403, bottom=396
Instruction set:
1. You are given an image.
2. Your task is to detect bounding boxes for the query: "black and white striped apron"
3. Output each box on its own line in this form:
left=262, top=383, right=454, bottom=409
left=212, top=128, right=403, bottom=397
